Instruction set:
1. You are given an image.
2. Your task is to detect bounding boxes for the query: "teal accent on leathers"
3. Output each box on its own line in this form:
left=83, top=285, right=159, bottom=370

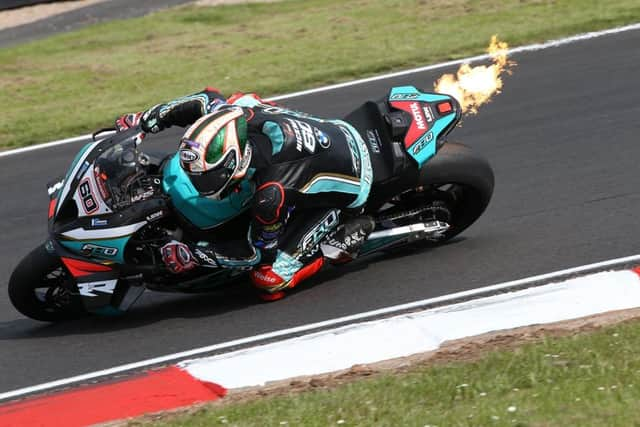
left=162, top=154, right=255, bottom=229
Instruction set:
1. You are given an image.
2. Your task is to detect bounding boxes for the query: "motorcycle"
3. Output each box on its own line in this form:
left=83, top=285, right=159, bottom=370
left=8, top=86, right=494, bottom=321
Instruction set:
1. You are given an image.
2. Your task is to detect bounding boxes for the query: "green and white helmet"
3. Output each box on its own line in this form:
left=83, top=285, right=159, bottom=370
left=178, top=108, right=251, bottom=200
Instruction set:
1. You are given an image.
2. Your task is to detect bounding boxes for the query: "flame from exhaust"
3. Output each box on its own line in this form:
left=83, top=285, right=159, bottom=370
left=434, top=35, right=515, bottom=114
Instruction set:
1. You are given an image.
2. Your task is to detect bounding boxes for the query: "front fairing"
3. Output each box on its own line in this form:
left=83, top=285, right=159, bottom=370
left=47, top=129, right=168, bottom=264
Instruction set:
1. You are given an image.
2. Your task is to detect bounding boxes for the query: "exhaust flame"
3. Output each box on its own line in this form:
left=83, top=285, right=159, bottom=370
left=434, top=35, right=515, bottom=114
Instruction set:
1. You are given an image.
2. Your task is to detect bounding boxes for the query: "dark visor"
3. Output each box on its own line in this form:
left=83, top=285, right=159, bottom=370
left=187, top=150, right=236, bottom=196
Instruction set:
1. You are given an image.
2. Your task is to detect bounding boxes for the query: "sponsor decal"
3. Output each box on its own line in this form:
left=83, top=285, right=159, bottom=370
left=78, top=178, right=98, bottom=214
left=77, top=279, right=117, bottom=297
left=287, top=118, right=317, bottom=153
left=423, top=105, right=435, bottom=122
left=425, top=130, right=434, bottom=142
left=47, top=180, right=64, bottom=196
left=131, top=189, right=155, bottom=203
left=91, top=218, right=109, bottom=227
left=194, top=248, right=218, bottom=267
left=409, top=102, right=427, bottom=131
left=179, top=149, right=200, bottom=163
left=325, top=236, right=348, bottom=251
left=390, top=93, right=419, bottom=100
left=253, top=270, right=278, bottom=283
left=412, top=132, right=434, bottom=155
left=365, top=129, right=381, bottom=154
left=314, top=128, right=331, bottom=149
left=146, top=210, right=164, bottom=222
left=339, top=126, right=361, bottom=174
left=181, top=138, right=201, bottom=149
left=80, top=243, right=118, bottom=258
left=300, top=210, right=340, bottom=252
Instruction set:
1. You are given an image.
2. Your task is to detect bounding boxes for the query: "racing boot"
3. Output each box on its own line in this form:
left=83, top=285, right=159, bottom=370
left=320, top=215, right=376, bottom=264
left=250, top=256, right=325, bottom=302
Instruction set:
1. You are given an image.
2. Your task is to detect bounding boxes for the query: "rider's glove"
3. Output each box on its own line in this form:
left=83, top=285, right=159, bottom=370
left=160, top=240, right=198, bottom=274
left=140, top=104, right=165, bottom=134
left=115, top=112, right=142, bottom=132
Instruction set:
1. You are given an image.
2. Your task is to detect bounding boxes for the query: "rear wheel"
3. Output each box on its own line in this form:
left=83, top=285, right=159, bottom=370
left=8, top=245, right=86, bottom=321
left=375, top=142, right=494, bottom=242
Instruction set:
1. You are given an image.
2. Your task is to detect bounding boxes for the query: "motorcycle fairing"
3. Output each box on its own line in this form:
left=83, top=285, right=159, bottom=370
left=57, top=245, right=140, bottom=314
left=59, top=236, right=130, bottom=264
left=162, top=153, right=255, bottom=230
left=388, top=86, right=459, bottom=168
left=53, top=141, right=100, bottom=217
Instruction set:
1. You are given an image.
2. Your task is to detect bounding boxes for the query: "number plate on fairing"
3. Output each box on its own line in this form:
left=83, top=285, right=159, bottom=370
left=73, top=164, right=113, bottom=217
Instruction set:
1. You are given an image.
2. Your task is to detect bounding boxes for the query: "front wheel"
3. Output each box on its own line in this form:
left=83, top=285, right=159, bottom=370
left=8, top=245, right=86, bottom=321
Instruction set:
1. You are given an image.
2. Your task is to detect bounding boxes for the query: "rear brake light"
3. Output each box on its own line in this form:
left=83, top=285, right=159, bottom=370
left=437, top=102, right=453, bottom=114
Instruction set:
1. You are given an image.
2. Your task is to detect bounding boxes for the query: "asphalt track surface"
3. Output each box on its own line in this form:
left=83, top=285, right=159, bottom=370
left=1, top=28, right=640, bottom=393
left=0, top=0, right=193, bottom=48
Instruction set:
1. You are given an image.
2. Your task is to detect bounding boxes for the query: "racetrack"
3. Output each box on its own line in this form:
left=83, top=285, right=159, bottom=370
left=1, top=27, right=639, bottom=393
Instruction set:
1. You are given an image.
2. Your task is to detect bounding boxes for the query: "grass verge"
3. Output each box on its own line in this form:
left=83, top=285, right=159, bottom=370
left=2, top=0, right=640, bottom=149
left=133, top=314, right=640, bottom=426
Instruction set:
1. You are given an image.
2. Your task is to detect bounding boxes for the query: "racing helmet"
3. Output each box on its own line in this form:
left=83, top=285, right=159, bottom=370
left=178, top=107, right=252, bottom=200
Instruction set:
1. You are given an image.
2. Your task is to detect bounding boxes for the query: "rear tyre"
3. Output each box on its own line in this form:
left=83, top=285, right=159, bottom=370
left=8, top=245, right=86, bottom=322
left=417, top=142, right=494, bottom=239
left=375, top=142, right=494, bottom=242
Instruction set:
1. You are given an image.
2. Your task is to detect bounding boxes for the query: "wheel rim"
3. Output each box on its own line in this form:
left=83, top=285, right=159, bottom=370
left=34, top=267, right=76, bottom=312
left=375, top=184, right=455, bottom=231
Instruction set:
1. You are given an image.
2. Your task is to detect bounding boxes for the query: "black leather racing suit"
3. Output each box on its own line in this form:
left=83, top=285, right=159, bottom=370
left=147, top=88, right=372, bottom=278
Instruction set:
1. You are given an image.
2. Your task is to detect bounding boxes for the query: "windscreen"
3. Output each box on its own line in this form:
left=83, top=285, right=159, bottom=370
left=93, top=139, right=144, bottom=209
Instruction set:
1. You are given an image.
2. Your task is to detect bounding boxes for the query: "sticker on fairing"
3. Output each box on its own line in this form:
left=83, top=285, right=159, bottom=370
left=77, top=279, right=117, bottom=297
left=47, top=180, right=64, bottom=197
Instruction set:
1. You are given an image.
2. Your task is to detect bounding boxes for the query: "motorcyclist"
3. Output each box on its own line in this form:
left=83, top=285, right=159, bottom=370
left=116, top=87, right=375, bottom=301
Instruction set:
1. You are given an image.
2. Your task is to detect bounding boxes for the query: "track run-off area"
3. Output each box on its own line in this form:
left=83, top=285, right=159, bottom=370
left=1, top=24, right=639, bottom=396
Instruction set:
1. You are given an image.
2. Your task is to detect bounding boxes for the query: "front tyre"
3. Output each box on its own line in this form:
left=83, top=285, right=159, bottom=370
left=9, top=245, right=86, bottom=321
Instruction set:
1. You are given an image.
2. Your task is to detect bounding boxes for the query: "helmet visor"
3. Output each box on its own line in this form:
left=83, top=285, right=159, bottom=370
left=187, top=148, right=238, bottom=197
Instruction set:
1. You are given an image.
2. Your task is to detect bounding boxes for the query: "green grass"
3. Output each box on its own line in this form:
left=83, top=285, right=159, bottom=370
left=1, top=0, right=640, bottom=149
left=136, top=318, right=640, bottom=426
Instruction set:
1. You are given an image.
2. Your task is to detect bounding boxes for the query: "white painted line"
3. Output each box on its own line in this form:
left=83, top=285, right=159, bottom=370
left=182, top=270, right=640, bottom=389
left=1, top=253, right=639, bottom=401
left=2, top=22, right=640, bottom=159
left=0, top=133, right=95, bottom=158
